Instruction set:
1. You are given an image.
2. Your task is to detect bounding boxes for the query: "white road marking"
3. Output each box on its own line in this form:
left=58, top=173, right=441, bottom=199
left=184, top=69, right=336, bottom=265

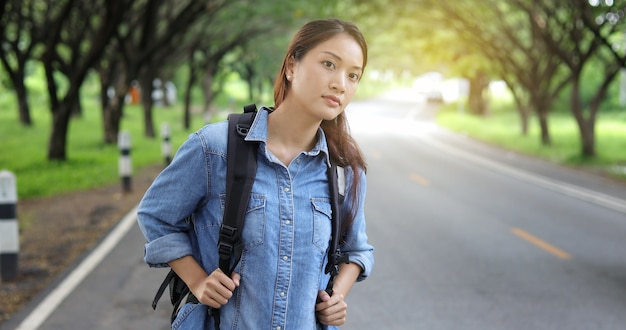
left=16, top=206, right=139, bottom=330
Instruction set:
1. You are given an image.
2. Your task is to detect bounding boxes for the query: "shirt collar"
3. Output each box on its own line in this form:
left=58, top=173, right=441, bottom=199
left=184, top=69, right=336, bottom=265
left=245, top=106, right=332, bottom=167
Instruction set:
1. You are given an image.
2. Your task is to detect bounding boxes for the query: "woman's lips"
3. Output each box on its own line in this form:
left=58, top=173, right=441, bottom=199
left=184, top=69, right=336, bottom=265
left=323, top=95, right=341, bottom=107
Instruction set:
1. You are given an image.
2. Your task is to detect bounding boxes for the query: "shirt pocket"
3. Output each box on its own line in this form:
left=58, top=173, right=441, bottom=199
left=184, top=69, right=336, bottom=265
left=219, top=193, right=266, bottom=249
left=311, top=198, right=332, bottom=253
left=241, top=194, right=266, bottom=249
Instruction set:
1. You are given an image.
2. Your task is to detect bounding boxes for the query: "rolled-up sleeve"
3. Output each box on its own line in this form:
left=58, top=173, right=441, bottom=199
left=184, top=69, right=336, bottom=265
left=137, top=133, right=210, bottom=267
left=341, top=168, right=374, bottom=281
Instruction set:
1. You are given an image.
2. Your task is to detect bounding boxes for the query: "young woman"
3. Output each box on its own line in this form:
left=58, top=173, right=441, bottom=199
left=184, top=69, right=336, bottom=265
left=137, top=18, right=374, bottom=329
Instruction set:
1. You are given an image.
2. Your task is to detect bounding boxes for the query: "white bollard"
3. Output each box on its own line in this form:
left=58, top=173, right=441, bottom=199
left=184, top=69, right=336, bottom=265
left=161, top=123, right=171, bottom=165
left=118, top=131, right=132, bottom=193
left=0, top=170, right=19, bottom=281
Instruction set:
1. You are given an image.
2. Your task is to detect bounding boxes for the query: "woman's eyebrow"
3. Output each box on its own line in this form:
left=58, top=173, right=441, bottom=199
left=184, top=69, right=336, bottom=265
left=322, top=51, right=363, bottom=71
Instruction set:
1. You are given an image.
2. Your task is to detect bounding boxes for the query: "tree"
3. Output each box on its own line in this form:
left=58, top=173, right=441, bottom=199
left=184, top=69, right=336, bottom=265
left=100, top=0, right=229, bottom=140
left=420, top=0, right=571, bottom=143
left=178, top=0, right=338, bottom=126
left=224, top=0, right=330, bottom=111
left=515, top=0, right=626, bottom=156
left=0, top=0, right=46, bottom=126
left=40, top=0, right=130, bottom=161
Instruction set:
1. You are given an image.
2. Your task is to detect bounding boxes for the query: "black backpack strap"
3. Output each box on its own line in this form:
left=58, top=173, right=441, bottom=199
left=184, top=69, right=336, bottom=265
left=152, top=268, right=193, bottom=323
left=323, top=164, right=349, bottom=296
left=151, top=105, right=259, bottom=329
left=218, top=105, right=258, bottom=276
left=152, top=268, right=177, bottom=310
left=212, top=104, right=258, bottom=329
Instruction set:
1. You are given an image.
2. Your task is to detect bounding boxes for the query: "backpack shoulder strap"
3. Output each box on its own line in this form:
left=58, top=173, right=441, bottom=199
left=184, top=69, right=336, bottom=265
left=152, top=105, right=259, bottom=327
left=218, top=104, right=259, bottom=276
left=323, top=163, right=349, bottom=296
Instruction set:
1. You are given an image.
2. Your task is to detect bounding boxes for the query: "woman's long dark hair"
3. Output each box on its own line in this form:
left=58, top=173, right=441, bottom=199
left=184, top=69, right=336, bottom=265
left=273, top=19, right=368, bottom=235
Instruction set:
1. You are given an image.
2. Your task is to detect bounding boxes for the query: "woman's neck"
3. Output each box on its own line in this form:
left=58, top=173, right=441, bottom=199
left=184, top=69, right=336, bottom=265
left=266, top=103, right=320, bottom=166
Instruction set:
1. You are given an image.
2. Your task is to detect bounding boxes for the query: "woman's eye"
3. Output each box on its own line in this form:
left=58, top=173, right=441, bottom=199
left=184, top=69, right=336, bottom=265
left=323, top=61, right=335, bottom=69
left=349, top=73, right=360, bottom=81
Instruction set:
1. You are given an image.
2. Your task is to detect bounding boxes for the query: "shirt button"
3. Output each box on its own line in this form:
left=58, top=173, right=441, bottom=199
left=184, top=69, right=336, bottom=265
left=277, top=327, right=282, bottom=330
left=284, top=187, right=290, bottom=193
left=280, top=292, right=285, bottom=297
left=285, top=220, right=291, bottom=225
left=282, top=256, right=288, bottom=261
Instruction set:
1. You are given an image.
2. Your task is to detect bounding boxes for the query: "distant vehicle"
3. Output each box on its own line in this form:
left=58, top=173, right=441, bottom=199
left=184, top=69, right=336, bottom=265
left=425, top=89, right=444, bottom=103
left=413, top=72, right=444, bottom=103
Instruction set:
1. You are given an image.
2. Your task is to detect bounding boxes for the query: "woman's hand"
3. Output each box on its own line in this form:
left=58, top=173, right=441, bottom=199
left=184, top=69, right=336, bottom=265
left=169, top=257, right=241, bottom=309
left=191, top=268, right=240, bottom=308
left=315, top=290, right=348, bottom=326
left=315, top=262, right=363, bottom=326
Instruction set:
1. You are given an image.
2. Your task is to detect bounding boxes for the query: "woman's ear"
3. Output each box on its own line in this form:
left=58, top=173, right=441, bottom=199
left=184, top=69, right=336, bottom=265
left=286, top=56, right=296, bottom=80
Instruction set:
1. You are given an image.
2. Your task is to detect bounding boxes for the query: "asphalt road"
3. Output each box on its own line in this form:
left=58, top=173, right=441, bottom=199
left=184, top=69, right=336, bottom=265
left=5, top=90, right=626, bottom=330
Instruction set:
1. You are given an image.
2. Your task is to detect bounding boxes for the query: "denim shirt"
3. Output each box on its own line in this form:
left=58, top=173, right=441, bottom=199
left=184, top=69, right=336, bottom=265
left=137, top=107, right=374, bottom=330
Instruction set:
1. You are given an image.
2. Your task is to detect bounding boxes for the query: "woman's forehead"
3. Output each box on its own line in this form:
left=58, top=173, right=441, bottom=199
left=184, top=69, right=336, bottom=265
left=308, top=34, right=364, bottom=68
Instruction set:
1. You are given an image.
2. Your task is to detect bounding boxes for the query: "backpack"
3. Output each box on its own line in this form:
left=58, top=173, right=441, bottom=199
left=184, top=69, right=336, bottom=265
left=151, top=104, right=348, bottom=328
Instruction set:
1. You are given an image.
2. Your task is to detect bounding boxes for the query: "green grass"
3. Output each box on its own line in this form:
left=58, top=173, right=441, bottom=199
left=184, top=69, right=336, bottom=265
left=436, top=103, right=626, bottom=180
left=0, top=95, right=209, bottom=199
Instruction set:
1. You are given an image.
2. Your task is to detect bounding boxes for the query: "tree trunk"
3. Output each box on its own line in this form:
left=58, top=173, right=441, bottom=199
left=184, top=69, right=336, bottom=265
left=511, top=92, right=529, bottom=135
left=100, top=63, right=129, bottom=144
left=102, top=96, right=125, bottom=144
left=579, top=118, right=595, bottom=157
left=533, top=94, right=553, bottom=146
left=568, top=73, right=595, bottom=157
left=48, top=103, right=72, bottom=160
left=71, top=97, right=82, bottom=118
left=468, top=72, right=489, bottom=116
left=202, top=72, right=214, bottom=113
left=15, top=79, right=32, bottom=126
left=183, top=63, right=196, bottom=130
left=140, top=74, right=156, bottom=138
left=537, top=109, right=551, bottom=146
left=143, top=102, right=155, bottom=138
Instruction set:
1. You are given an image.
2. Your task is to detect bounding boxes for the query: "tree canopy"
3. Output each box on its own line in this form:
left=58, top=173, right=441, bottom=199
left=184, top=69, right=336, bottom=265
left=2, top=0, right=625, bottom=160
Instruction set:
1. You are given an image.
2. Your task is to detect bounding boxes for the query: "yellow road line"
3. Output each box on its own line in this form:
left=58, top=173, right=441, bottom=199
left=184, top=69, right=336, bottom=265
left=512, top=227, right=571, bottom=260
left=409, top=173, right=430, bottom=186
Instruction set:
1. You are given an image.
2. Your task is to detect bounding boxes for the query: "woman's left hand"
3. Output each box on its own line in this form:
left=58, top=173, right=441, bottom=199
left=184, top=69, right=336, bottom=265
left=315, top=290, right=348, bottom=326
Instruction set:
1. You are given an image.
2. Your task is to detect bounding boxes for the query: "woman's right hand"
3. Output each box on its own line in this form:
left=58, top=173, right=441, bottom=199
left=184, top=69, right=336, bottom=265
left=192, top=268, right=240, bottom=308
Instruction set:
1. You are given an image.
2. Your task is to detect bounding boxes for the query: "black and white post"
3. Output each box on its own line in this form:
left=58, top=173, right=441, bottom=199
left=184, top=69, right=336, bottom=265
left=0, top=170, right=19, bottom=281
left=161, top=123, right=171, bottom=165
left=118, top=131, right=132, bottom=193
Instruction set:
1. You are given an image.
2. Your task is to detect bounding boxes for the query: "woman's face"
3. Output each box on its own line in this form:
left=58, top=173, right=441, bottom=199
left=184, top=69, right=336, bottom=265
left=286, top=33, right=364, bottom=121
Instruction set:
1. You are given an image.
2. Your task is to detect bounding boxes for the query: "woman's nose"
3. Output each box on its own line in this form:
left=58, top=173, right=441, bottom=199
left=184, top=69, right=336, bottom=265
left=330, top=73, right=346, bottom=93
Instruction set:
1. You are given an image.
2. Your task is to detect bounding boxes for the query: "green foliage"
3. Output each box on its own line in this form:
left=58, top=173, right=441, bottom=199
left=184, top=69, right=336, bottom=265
left=436, top=101, right=626, bottom=180
left=550, top=59, right=626, bottom=113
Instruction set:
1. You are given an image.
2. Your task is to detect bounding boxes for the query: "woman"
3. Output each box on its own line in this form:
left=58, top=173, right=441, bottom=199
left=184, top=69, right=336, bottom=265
left=137, top=18, right=374, bottom=329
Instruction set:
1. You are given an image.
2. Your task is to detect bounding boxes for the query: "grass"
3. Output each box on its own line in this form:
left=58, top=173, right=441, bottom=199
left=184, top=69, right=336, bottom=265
left=436, top=101, right=626, bottom=180
left=0, top=95, right=209, bottom=199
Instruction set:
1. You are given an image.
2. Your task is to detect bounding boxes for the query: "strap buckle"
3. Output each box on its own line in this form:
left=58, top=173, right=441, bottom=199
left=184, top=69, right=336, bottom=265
left=325, top=251, right=350, bottom=274
left=219, top=224, right=238, bottom=240
left=218, top=224, right=238, bottom=259
left=236, top=124, right=250, bottom=137
left=218, top=241, right=234, bottom=257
